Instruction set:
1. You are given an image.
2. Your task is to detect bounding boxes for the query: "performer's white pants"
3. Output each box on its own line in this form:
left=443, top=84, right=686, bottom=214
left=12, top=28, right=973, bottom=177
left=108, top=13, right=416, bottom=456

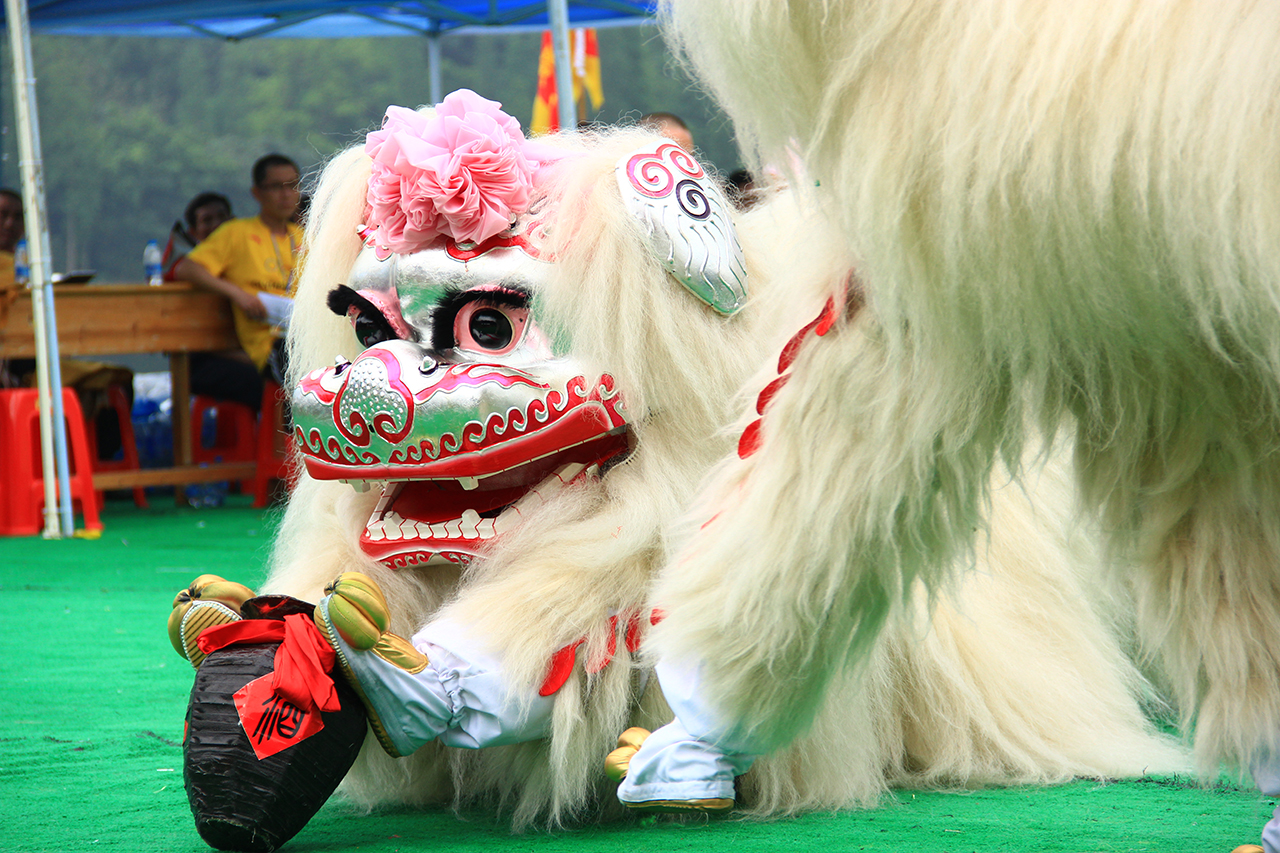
left=616, top=657, right=756, bottom=804
left=323, top=606, right=554, bottom=756
left=1254, top=752, right=1280, bottom=853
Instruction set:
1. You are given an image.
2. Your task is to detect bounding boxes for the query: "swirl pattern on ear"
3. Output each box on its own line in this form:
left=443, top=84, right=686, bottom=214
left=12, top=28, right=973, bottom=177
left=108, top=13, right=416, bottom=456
left=615, top=141, right=747, bottom=315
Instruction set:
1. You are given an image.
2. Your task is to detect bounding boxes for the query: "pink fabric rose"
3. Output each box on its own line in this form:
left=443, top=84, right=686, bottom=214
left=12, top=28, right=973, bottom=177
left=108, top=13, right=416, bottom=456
left=365, top=90, right=535, bottom=253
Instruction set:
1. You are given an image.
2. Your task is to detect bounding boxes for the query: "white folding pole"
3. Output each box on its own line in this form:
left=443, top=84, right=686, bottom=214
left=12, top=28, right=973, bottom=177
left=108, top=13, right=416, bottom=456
left=546, top=0, right=575, bottom=130
left=6, top=0, right=73, bottom=537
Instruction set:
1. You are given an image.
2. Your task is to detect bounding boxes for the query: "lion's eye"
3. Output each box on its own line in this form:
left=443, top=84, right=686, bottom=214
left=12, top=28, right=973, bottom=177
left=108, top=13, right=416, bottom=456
left=468, top=308, right=513, bottom=349
left=453, top=301, right=528, bottom=354
left=351, top=309, right=395, bottom=349
left=328, top=284, right=406, bottom=350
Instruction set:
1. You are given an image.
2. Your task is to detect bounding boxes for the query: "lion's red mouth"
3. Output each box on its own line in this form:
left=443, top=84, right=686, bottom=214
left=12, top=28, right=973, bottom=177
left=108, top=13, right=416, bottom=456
left=356, top=461, right=603, bottom=570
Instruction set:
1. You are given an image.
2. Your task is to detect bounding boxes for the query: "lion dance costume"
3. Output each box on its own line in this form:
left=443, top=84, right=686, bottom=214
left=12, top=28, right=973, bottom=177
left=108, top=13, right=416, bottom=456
left=169, top=90, right=1187, bottom=848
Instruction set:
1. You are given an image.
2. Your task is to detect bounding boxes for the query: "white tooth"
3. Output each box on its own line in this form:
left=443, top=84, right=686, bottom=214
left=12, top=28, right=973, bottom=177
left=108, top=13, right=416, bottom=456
left=350, top=480, right=371, bottom=493
left=460, top=509, right=481, bottom=539
left=415, top=521, right=434, bottom=539
left=443, top=518, right=463, bottom=538
left=477, top=518, right=497, bottom=539
left=366, top=520, right=386, bottom=541
left=459, top=477, right=479, bottom=491
left=383, top=514, right=404, bottom=540
left=513, top=485, right=540, bottom=509
left=493, top=508, right=521, bottom=535
left=555, top=463, right=586, bottom=484
left=373, top=487, right=395, bottom=514
left=431, top=522, right=450, bottom=538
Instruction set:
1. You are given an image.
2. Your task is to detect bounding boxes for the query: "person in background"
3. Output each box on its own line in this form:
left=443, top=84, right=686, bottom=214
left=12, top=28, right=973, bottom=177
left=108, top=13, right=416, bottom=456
left=292, top=192, right=311, bottom=228
left=639, top=111, right=695, bottom=153
left=164, top=189, right=263, bottom=410
left=163, top=192, right=233, bottom=282
left=0, top=188, right=28, bottom=384
left=0, top=188, right=25, bottom=289
left=726, top=168, right=757, bottom=210
left=173, top=154, right=302, bottom=408
left=0, top=187, right=134, bottom=458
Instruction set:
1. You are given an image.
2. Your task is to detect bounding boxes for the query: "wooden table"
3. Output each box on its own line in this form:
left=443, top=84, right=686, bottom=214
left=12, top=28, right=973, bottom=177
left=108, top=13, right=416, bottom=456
left=0, top=283, right=258, bottom=490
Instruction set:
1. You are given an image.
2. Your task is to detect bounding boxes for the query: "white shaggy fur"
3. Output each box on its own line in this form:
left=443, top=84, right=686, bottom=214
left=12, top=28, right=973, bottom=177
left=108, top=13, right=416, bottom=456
left=262, top=122, right=1183, bottom=827
left=656, top=0, right=1280, bottom=773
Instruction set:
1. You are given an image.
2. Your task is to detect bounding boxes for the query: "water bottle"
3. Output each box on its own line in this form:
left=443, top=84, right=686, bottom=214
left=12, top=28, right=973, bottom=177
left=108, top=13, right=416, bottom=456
left=185, top=481, right=211, bottom=507
left=14, top=238, right=28, bottom=288
left=143, top=239, right=163, bottom=286
left=205, top=475, right=229, bottom=508
left=185, top=471, right=227, bottom=508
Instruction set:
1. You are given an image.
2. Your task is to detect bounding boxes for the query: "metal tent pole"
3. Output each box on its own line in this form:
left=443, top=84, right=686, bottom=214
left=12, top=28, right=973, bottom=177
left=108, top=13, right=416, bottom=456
left=426, top=29, right=442, bottom=105
left=546, top=0, right=575, bottom=131
left=5, top=0, right=73, bottom=537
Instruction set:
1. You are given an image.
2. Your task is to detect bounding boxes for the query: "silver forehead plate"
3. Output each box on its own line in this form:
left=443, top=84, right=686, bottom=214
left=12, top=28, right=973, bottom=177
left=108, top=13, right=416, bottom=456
left=615, top=141, right=747, bottom=315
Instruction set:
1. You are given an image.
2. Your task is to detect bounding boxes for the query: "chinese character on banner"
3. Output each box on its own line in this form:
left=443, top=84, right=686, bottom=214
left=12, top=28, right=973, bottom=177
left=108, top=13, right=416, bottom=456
left=234, top=674, right=326, bottom=760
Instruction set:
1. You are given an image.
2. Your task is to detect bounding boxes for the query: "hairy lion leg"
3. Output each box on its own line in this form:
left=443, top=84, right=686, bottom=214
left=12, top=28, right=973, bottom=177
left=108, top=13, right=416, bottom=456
left=629, top=311, right=1007, bottom=800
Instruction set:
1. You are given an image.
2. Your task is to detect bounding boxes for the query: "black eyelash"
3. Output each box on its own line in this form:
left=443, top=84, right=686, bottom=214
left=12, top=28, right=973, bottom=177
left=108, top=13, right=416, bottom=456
left=430, top=283, right=531, bottom=351
left=327, top=284, right=400, bottom=344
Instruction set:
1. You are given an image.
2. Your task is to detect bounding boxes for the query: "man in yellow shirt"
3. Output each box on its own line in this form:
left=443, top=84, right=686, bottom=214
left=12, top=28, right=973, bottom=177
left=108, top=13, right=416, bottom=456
left=174, top=154, right=302, bottom=398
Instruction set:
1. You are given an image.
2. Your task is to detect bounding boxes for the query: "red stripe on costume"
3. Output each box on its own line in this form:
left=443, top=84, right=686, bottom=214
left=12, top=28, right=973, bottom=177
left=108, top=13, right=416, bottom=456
left=587, top=615, right=620, bottom=675
left=625, top=613, right=644, bottom=654
left=756, top=374, right=790, bottom=415
left=539, top=640, right=581, bottom=696
left=538, top=611, right=648, bottom=694
left=739, top=293, right=844, bottom=459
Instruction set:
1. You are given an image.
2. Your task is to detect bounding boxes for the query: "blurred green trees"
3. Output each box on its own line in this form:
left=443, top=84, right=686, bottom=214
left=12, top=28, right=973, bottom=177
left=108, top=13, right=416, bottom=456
left=1, top=26, right=738, bottom=280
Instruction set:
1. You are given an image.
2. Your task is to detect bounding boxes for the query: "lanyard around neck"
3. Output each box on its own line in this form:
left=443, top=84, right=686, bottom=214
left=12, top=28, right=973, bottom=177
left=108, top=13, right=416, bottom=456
left=269, top=228, right=298, bottom=293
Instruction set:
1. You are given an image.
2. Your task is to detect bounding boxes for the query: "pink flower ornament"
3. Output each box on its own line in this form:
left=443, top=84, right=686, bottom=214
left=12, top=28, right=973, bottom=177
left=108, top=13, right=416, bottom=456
left=365, top=90, right=536, bottom=253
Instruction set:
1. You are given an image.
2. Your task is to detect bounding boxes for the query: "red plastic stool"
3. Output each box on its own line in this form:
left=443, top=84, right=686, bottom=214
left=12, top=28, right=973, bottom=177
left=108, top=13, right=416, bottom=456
left=251, top=381, right=296, bottom=508
left=0, top=387, right=104, bottom=536
left=191, top=395, right=257, bottom=492
left=85, top=384, right=148, bottom=509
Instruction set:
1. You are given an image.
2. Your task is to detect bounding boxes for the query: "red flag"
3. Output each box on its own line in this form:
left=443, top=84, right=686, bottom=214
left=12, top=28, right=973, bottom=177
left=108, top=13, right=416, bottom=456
left=531, top=30, right=559, bottom=135
left=532, top=28, right=603, bottom=134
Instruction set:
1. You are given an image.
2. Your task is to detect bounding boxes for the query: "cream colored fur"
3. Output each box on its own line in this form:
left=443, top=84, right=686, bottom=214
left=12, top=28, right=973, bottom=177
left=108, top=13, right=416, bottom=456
left=657, top=0, right=1280, bottom=772
left=262, top=123, right=1184, bottom=827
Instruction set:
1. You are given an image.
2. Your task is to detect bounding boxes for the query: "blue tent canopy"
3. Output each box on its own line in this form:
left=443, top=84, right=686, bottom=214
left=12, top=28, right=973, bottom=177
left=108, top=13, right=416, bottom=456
left=8, top=1, right=654, bottom=39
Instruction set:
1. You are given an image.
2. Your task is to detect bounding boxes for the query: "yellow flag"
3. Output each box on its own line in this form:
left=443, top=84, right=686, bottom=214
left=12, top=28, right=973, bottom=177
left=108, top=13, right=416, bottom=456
left=532, top=28, right=603, bottom=133
left=531, top=30, right=559, bottom=135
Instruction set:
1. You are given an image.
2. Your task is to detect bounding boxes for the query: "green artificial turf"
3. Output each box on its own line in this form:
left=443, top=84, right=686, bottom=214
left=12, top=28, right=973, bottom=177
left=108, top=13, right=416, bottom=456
left=0, top=496, right=1271, bottom=852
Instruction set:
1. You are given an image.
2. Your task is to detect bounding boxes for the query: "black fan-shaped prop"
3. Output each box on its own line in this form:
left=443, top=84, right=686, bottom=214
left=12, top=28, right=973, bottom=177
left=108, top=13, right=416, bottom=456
left=183, top=595, right=367, bottom=852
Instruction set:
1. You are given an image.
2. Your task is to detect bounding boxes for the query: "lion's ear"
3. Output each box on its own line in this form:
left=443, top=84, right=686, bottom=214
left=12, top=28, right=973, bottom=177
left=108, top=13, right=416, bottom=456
left=614, top=141, right=747, bottom=315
